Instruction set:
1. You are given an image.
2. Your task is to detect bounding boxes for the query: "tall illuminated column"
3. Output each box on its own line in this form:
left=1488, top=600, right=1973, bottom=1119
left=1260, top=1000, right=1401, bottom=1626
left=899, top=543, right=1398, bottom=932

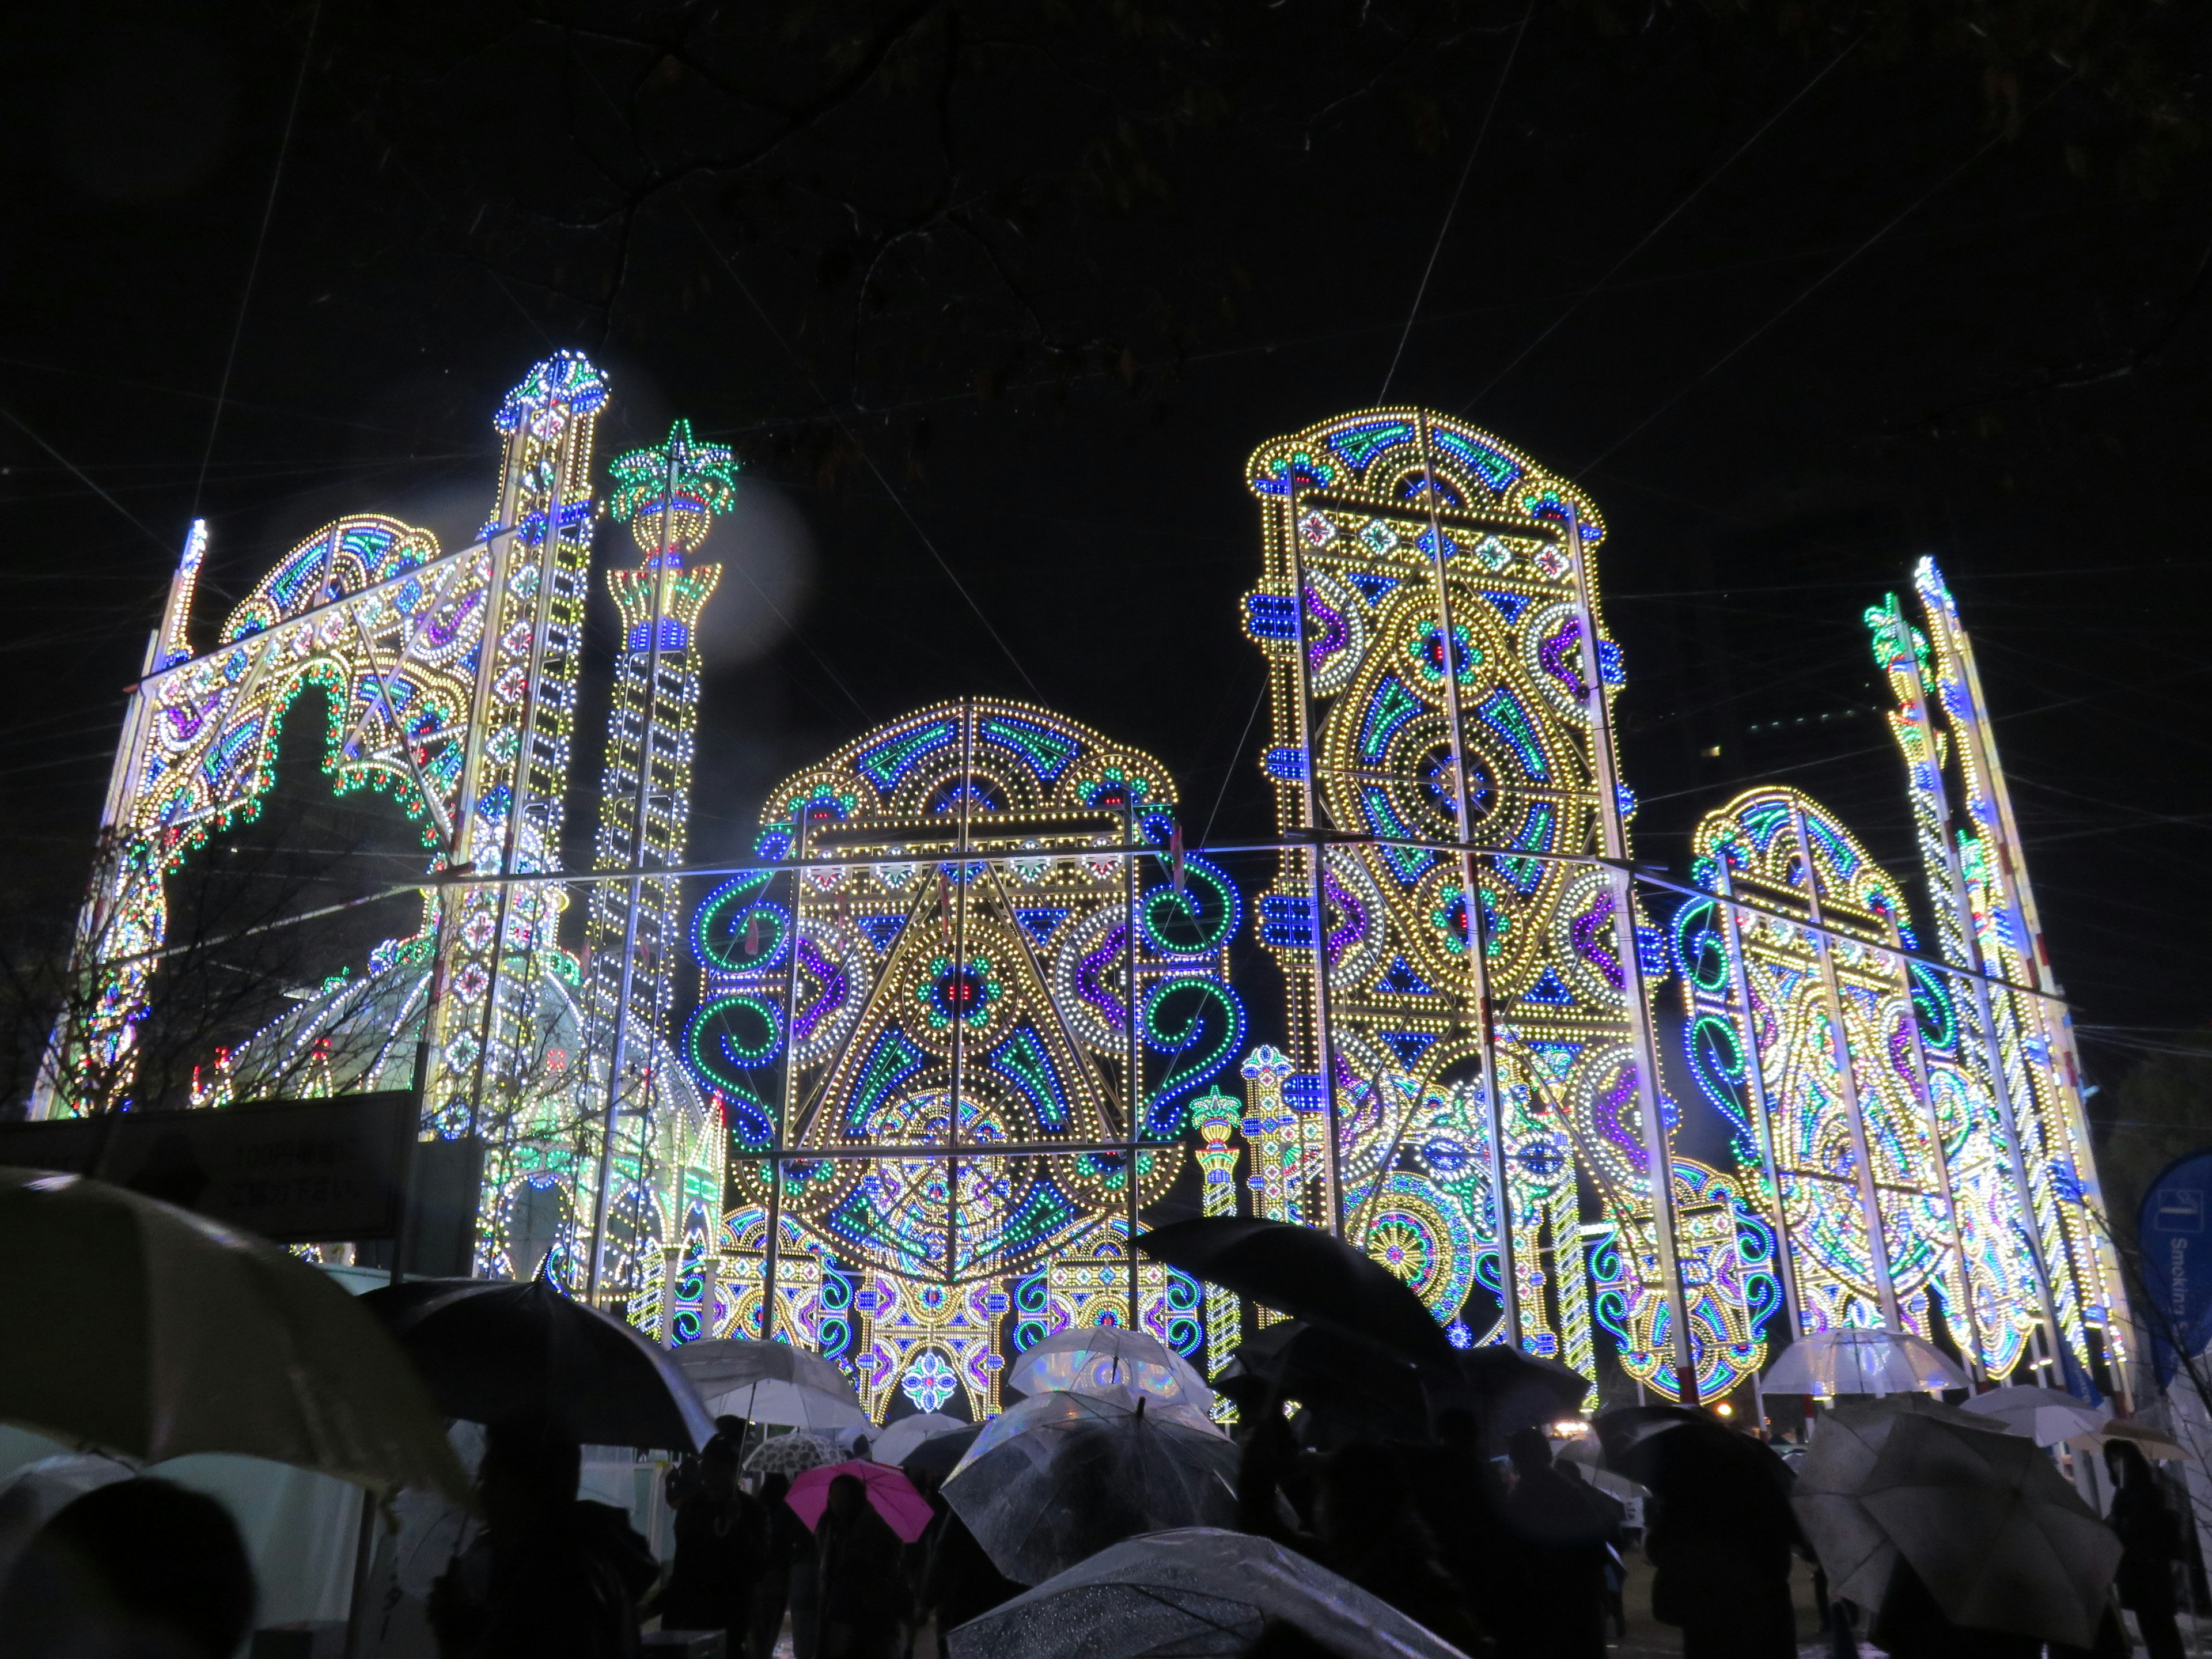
left=422, top=357, right=608, bottom=1243
left=583, top=419, right=733, bottom=1304
left=1238, top=1047, right=1301, bottom=1228
left=1189, top=1086, right=1244, bottom=1383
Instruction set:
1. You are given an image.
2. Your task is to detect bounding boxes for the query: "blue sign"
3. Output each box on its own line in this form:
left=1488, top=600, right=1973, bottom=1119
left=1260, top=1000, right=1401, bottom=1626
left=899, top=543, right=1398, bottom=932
left=2139, top=1150, right=2212, bottom=1385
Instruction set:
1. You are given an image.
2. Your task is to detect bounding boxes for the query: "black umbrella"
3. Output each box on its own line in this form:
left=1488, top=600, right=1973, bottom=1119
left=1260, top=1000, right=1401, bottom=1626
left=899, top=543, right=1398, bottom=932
left=899, top=1423, right=983, bottom=1477
left=362, top=1276, right=714, bottom=1452
left=1215, top=1320, right=1427, bottom=1441
left=1137, top=1218, right=1453, bottom=1366
left=1595, top=1404, right=1796, bottom=1522
left=1430, top=1343, right=1592, bottom=1437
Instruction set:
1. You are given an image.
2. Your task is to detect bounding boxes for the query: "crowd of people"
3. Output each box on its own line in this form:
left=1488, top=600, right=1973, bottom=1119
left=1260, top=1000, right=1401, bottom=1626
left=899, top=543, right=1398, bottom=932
left=0, top=1399, right=2196, bottom=1659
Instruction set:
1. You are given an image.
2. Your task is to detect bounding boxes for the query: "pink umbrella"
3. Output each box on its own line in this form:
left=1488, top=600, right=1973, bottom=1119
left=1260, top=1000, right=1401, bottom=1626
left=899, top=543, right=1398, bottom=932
left=785, top=1459, right=934, bottom=1544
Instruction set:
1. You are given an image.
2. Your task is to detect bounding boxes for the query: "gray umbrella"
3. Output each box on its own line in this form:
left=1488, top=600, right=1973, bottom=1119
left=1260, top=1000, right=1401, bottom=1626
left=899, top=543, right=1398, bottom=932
left=1796, top=1399, right=2120, bottom=1648
left=941, top=1389, right=1242, bottom=1585
left=946, top=1527, right=1471, bottom=1659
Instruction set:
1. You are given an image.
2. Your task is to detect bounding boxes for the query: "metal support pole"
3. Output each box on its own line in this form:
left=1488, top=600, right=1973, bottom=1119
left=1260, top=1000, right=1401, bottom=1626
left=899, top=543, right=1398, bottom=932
left=1123, top=793, right=1143, bottom=1321
left=1282, top=494, right=1345, bottom=1236
left=766, top=804, right=804, bottom=1344
left=1788, top=798, right=1904, bottom=1336
left=1414, top=414, right=1517, bottom=1348
left=952, top=700, right=973, bottom=1298
left=1560, top=509, right=1696, bottom=1400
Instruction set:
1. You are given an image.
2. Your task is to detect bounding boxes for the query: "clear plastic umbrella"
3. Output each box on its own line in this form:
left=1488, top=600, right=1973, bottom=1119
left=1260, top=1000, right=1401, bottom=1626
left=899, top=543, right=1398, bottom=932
left=744, top=1432, right=836, bottom=1477
left=942, top=1389, right=1241, bottom=1584
left=1003, top=1328, right=1215, bottom=1418
left=1958, top=1385, right=2106, bottom=1446
left=870, top=1411, right=970, bottom=1466
left=704, top=1377, right=869, bottom=1431
left=672, top=1338, right=859, bottom=1402
left=946, top=1527, right=1472, bottom=1659
left=1762, top=1328, right=1967, bottom=1396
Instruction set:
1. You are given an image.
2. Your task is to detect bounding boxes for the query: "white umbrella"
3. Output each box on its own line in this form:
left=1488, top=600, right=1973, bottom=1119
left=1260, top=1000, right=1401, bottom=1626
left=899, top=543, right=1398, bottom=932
left=871, top=1412, right=970, bottom=1466
left=2096, top=1419, right=2191, bottom=1461
left=1959, top=1385, right=2105, bottom=1447
left=702, top=1377, right=869, bottom=1431
left=672, top=1338, right=859, bottom=1402
left=1763, top=1328, right=1967, bottom=1396
left=1003, top=1328, right=1216, bottom=1417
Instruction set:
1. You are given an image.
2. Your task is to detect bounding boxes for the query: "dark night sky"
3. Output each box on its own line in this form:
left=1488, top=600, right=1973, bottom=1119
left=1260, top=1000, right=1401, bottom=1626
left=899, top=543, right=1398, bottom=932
left=3, top=1, right=2207, bottom=1113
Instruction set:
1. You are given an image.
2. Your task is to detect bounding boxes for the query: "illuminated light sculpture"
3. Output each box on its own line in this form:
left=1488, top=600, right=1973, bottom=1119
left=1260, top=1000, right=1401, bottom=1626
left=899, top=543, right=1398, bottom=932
left=1240, top=410, right=1694, bottom=1396
left=1188, top=1085, right=1244, bottom=1392
left=1866, top=567, right=2128, bottom=1385
left=681, top=699, right=1237, bottom=1418
left=1675, top=790, right=1978, bottom=1377
left=584, top=420, right=733, bottom=1305
left=46, top=356, right=720, bottom=1298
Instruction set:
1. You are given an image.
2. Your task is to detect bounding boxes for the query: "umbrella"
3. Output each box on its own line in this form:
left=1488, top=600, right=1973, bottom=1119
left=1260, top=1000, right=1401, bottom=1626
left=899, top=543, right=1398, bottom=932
left=1791, top=1396, right=1994, bottom=1610
left=1762, top=1328, right=1967, bottom=1396
left=945, top=1527, right=1472, bottom=1659
left=1959, top=1385, right=2106, bottom=1447
left=1137, top=1218, right=1453, bottom=1366
left=942, top=1388, right=1244, bottom=1584
left=785, top=1459, right=935, bottom=1543
left=1796, top=1405, right=2118, bottom=1648
left=702, top=1377, right=868, bottom=1431
left=1215, top=1320, right=1427, bottom=1441
left=1593, top=1404, right=1795, bottom=1517
left=0, top=1169, right=469, bottom=1502
left=1428, top=1343, right=1590, bottom=1435
left=897, top=1423, right=983, bottom=1477
left=870, top=1412, right=969, bottom=1467
left=1005, top=1327, right=1215, bottom=1416
left=744, top=1431, right=835, bottom=1477
left=2099, top=1419, right=2190, bottom=1461
left=362, top=1275, right=713, bottom=1452
left=671, top=1337, right=859, bottom=1403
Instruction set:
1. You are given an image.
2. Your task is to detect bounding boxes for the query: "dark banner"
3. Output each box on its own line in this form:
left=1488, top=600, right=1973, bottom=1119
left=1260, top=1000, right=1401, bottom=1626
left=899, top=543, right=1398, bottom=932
left=2139, top=1149, right=2212, bottom=1385
left=0, top=1093, right=418, bottom=1243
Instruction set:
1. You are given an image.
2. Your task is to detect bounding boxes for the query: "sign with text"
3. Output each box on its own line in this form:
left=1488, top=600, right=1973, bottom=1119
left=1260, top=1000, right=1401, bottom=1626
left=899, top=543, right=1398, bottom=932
left=0, top=1094, right=418, bottom=1243
left=2140, top=1149, right=2212, bottom=1386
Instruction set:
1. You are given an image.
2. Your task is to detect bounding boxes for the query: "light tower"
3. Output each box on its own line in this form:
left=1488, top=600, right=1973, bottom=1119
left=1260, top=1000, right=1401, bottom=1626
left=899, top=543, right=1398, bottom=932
left=582, top=419, right=733, bottom=1305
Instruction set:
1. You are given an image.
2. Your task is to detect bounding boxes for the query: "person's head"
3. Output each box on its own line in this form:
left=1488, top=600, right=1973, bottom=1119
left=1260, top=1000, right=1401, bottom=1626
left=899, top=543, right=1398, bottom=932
left=480, top=1412, right=582, bottom=1531
left=2105, top=1438, right=2157, bottom=1491
left=761, top=1471, right=791, bottom=1508
left=701, top=1432, right=743, bottom=1502
left=715, top=1414, right=749, bottom=1445
left=824, top=1472, right=866, bottom=1524
left=0, top=1478, right=255, bottom=1659
left=1505, top=1426, right=1552, bottom=1476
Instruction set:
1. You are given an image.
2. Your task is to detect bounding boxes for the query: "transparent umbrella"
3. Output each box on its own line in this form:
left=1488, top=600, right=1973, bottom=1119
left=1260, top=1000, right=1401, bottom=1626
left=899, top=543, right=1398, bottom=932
left=1003, top=1328, right=1216, bottom=1419
left=702, top=1377, right=868, bottom=1431
left=942, top=1389, right=1241, bottom=1585
left=946, top=1527, right=1472, bottom=1659
left=1763, top=1328, right=1967, bottom=1396
left=870, top=1412, right=969, bottom=1466
left=744, top=1432, right=835, bottom=1477
left=1959, top=1385, right=2105, bottom=1446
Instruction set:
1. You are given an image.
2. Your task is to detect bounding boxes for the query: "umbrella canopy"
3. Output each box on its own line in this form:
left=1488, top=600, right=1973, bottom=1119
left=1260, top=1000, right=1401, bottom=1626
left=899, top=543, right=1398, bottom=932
left=1428, top=1343, right=1590, bottom=1436
left=943, top=1388, right=1243, bottom=1584
left=1004, top=1327, right=1215, bottom=1416
left=701, top=1376, right=868, bottom=1431
left=1593, top=1404, right=1795, bottom=1525
left=0, top=1169, right=469, bottom=1502
left=870, top=1412, right=969, bottom=1467
left=1798, top=1406, right=2119, bottom=1648
left=671, top=1337, right=859, bottom=1403
left=1959, top=1385, right=2106, bottom=1447
left=1763, top=1328, right=1967, bottom=1396
left=362, top=1275, right=713, bottom=1452
left=2099, top=1418, right=2190, bottom=1461
left=1792, top=1396, right=2004, bottom=1609
left=897, top=1423, right=983, bottom=1477
left=1137, top=1218, right=1453, bottom=1366
left=785, top=1459, right=935, bottom=1543
left=946, top=1527, right=1472, bottom=1659
left=744, top=1431, right=835, bottom=1476
left=1215, top=1320, right=1427, bottom=1441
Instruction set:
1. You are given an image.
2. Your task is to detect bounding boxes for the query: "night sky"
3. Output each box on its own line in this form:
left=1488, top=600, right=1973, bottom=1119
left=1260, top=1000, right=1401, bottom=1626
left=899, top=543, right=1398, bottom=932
left=3, top=1, right=2207, bottom=1127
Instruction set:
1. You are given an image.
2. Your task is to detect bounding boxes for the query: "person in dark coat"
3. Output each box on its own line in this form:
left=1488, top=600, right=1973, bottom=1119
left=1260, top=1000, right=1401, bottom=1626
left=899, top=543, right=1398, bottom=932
left=1502, top=1427, right=1613, bottom=1659
left=429, top=1414, right=657, bottom=1659
left=1413, top=1409, right=1533, bottom=1653
left=2107, top=1439, right=2187, bottom=1659
left=750, top=1472, right=809, bottom=1659
left=815, top=1473, right=908, bottom=1659
left=1868, top=1556, right=2040, bottom=1659
left=654, top=1429, right=766, bottom=1657
left=918, top=1501, right=1018, bottom=1659
left=1641, top=1426, right=1798, bottom=1659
